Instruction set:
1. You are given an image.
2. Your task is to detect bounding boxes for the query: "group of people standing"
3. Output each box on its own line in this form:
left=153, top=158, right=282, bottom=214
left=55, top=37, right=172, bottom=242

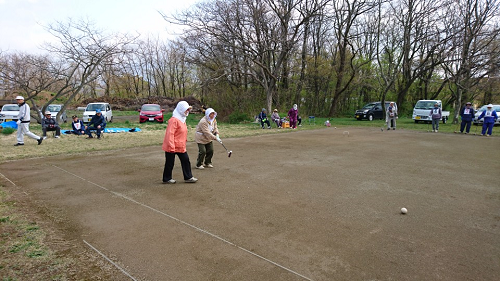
left=259, top=104, right=301, bottom=129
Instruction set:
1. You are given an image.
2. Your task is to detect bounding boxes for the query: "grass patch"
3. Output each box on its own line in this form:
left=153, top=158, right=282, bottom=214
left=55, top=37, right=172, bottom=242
left=0, top=113, right=485, bottom=163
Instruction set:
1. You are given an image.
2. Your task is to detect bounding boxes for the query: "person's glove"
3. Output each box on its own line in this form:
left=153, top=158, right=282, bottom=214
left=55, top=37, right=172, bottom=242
left=216, top=135, right=221, bottom=143
left=16, top=120, right=21, bottom=125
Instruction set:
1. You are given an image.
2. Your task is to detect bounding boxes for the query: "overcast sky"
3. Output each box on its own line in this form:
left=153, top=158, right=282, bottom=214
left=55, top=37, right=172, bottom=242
left=0, top=0, right=198, bottom=53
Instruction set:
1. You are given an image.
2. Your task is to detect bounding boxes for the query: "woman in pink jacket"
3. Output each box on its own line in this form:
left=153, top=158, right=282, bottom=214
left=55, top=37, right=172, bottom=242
left=162, top=101, right=197, bottom=184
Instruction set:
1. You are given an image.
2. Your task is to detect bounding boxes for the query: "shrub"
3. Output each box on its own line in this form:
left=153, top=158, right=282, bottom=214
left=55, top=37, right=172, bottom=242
left=228, top=111, right=250, bottom=124
left=1, top=127, right=15, bottom=135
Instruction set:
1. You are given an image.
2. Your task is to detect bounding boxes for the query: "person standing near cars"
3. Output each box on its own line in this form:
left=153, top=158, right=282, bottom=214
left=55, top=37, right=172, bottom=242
left=41, top=111, right=61, bottom=139
left=477, top=104, right=498, bottom=136
left=162, top=101, right=197, bottom=184
left=386, top=102, right=397, bottom=130
left=195, top=108, right=220, bottom=169
left=430, top=103, right=442, bottom=132
left=14, top=95, right=43, bottom=146
left=459, top=102, right=475, bottom=134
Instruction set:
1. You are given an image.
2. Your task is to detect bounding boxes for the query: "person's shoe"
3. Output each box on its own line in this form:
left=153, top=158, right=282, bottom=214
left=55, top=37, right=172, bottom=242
left=393, top=128, right=396, bottom=130
left=268, top=126, right=271, bottom=129
left=387, top=128, right=390, bottom=130
left=162, top=179, right=176, bottom=184
left=486, top=134, right=490, bottom=137
left=97, top=135, right=101, bottom=139
left=196, top=165, right=205, bottom=169
left=435, top=130, right=438, bottom=133
left=481, top=134, right=485, bottom=136
left=185, top=177, right=198, bottom=183
left=205, top=164, right=214, bottom=168
left=262, top=127, right=265, bottom=129
left=86, top=136, right=93, bottom=139
left=14, top=143, right=24, bottom=146
left=55, top=136, right=60, bottom=138
left=43, top=136, right=47, bottom=140
left=37, top=138, right=43, bottom=145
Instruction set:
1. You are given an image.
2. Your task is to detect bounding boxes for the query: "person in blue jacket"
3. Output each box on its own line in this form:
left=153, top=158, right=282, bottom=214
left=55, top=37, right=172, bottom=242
left=477, top=104, right=498, bottom=136
left=459, top=102, right=475, bottom=134
left=259, top=108, right=271, bottom=129
left=85, top=109, right=106, bottom=139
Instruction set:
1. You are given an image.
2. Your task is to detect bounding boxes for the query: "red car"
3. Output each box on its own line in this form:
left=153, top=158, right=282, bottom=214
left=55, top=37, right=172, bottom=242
left=139, top=104, right=165, bottom=123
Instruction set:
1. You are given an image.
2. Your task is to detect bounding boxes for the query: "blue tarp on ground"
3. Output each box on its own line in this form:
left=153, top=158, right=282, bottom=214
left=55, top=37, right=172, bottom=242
left=0, top=121, right=18, bottom=129
left=62, top=128, right=141, bottom=134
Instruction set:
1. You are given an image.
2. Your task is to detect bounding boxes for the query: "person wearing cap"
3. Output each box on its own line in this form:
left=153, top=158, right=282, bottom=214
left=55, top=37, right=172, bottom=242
left=70, top=115, right=85, bottom=135
left=477, top=104, right=498, bottom=136
left=459, top=102, right=475, bottom=134
left=14, top=95, right=43, bottom=146
left=271, top=109, right=282, bottom=128
left=429, top=102, right=442, bottom=132
left=84, top=108, right=106, bottom=139
left=194, top=108, right=219, bottom=169
left=41, top=111, right=61, bottom=139
left=258, top=108, right=271, bottom=129
left=162, top=101, right=197, bottom=184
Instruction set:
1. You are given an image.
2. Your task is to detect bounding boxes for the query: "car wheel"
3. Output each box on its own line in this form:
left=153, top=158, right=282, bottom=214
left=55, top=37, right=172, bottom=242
left=368, top=114, right=374, bottom=121
left=109, top=116, right=113, bottom=123
left=414, top=120, right=419, bottom=123
left=442, top=118, right=447, bottom=124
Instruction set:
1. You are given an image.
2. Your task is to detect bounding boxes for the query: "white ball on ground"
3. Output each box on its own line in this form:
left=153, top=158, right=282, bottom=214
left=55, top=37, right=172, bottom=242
left=401, top=207, right=408, bottom=214
left=334, top=127, right=337, bottom=129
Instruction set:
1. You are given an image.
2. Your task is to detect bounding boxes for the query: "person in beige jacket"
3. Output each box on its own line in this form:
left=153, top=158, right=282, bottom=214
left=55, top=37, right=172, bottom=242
left=195, top=108, right=220, bottom=169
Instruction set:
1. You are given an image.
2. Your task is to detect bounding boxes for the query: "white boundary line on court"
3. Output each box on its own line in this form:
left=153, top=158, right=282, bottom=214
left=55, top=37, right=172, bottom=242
left=83, top=240, right=138, bottom=281
left=52, top=165, right=314, bottom=281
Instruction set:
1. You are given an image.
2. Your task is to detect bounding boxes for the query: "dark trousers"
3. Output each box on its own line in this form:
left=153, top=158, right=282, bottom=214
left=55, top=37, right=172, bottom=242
left=197, top=142, right=214, bottom=167
left=163, top=152, right=193, bottom=182
left=43, top=126, right=60, bottom=137
left=260, top=119, right=270, bottom=128
left=460, top=120, right=472, bottom=133
left=85, top=126, right=102, bottom=136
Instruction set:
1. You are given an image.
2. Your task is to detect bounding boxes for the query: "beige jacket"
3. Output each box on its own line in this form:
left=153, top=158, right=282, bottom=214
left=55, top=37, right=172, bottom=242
left=195, top=116, right=219, bottom=144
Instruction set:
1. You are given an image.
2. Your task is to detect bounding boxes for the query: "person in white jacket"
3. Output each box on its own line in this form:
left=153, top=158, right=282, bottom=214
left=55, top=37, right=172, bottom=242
left=14, top=96, right=43, bottom=146
left=194, top=108, right=220, bottom=169
left=386, top=102, right=398, bottom=130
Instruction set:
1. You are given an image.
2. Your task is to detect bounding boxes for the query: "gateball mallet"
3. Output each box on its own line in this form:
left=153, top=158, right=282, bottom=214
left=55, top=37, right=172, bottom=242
left=218, top=140, right=232, bottom=157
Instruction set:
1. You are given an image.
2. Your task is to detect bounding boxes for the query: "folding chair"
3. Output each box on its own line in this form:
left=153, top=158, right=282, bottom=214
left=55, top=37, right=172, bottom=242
left=308, top=116, right=316, bottom=125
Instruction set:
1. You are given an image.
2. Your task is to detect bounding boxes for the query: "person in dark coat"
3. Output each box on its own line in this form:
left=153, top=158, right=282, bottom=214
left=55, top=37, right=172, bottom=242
left=459, top=102, right=475, bottom=134
left=85, top=109, right=106, bottom=139
left=41, top=111, right=61, bottom=139
left=258, top=108, right=271, bottom=129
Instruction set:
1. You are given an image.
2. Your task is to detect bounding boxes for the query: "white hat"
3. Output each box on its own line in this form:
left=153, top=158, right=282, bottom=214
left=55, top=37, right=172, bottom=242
left=45, top=111, right=51, bottom=115
left=15, top=95, right=24, bottom=100
left=487, top=104, right=493, bottom=107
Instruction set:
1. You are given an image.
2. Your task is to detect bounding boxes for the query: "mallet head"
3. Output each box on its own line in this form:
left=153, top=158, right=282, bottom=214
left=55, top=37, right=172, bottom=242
left=228, top=151, right=232, bottom=157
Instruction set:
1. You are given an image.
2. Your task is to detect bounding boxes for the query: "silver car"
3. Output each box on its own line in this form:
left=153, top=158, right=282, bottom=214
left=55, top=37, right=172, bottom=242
left=46, top=104, right=68, bottom=123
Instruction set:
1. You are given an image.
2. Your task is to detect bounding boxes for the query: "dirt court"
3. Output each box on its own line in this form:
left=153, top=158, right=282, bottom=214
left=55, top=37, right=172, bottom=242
left=1, top=127, right=499, bottom=281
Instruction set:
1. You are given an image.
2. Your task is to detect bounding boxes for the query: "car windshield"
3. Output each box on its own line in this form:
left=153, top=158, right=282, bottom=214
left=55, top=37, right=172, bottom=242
left=476, top=105, right=500, bottom=112
left=415, top=101, right=440, bottom=109
left=142, top=105, right=161, bottom=111
left=2, top=105, right=19, bottom=111
left=86, top=104, right=106, bottom=111
left=47, top=105, right=61, bottom=112
left=362, top=103, right=377, bottom=109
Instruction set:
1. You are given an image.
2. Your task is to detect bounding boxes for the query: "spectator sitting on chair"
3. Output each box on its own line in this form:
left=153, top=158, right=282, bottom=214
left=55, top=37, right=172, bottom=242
left=259, top=108, right=271, bottom=129
left=70, top=115, right=85, bottom=135
left=271, top=109, right=282, bottom=128
left=85, top=108, right=106, bottom=139
left=42, top=111, right=61, bottom=139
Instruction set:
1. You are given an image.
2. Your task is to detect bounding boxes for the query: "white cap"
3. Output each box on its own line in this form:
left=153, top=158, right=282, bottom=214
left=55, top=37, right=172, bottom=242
left=487, top=104, right=493, bottom=107
left=15, top=95, right=24, bottom=100
left=45, top=111, right=51, bottom=115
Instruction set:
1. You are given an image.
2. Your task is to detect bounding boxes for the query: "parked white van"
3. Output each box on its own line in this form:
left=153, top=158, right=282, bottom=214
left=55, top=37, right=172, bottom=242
left=0, top=104, right=20, bottom=123
left=412, top=100, right=450, bottom=124
left=83, top=102, right=113, bottom=123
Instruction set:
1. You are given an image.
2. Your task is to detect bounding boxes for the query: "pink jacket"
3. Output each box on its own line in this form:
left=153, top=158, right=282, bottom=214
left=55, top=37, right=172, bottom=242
left=162, top=117, right=188, bottom=153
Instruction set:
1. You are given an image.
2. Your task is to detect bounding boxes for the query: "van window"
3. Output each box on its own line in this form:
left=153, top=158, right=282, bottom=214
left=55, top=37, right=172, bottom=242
left=415, top=101, right=440, bottom=110
left=47, top=105, right=61, bottom=112
left=362, top=103, right=376, bottom=109
left=2, top=105, right=19, bottom=111
left=86, top=104, right=106, bottom=111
